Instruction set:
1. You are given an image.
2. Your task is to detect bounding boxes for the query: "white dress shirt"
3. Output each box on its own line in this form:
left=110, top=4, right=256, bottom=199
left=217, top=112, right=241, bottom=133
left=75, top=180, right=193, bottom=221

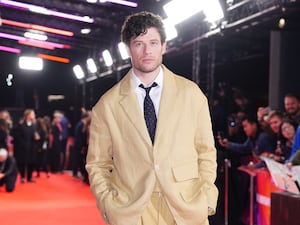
left=131, top=67, right=163, bottom=117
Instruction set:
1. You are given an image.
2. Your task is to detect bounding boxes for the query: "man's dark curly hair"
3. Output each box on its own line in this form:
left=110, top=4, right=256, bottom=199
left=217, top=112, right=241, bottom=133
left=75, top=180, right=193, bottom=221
left=121, top=11, right=166, bottom=46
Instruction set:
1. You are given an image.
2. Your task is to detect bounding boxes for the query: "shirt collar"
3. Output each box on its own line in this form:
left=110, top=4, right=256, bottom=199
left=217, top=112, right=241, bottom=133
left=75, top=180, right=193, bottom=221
left=131, top=66, right=163, bottom=89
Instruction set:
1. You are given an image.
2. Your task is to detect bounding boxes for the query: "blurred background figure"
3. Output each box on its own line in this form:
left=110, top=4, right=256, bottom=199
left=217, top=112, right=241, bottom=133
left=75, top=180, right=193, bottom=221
left=0, top=148, right=18, bottom=192
left=35, top=117, right=51, bottom=178
left=72, top=111, right=90, bottom=184
left=257, top=106, right=272, bottom=131
left=49, top=111, right=63, bottom=173
left=284, top=93, right=300, bottom=124
left=274, top=119, right=298, bottom=162
left=0, top=118, right=9, bottom=150
left=59, top=111, right=71, bottom=173
left=11, top=109, right=39, bottom=183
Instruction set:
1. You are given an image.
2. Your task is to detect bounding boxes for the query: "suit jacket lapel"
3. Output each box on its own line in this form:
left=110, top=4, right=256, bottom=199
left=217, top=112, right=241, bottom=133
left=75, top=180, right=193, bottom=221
left=118, top=66, right=180, bottom=147
left=154, top=66, right=179, bottom=146
left=119, top=71, right=151, bottom=145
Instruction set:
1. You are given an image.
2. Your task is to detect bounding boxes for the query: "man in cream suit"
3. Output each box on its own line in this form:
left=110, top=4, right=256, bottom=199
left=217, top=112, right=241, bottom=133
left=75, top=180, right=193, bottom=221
left=86, top=11, right=218, bottom=225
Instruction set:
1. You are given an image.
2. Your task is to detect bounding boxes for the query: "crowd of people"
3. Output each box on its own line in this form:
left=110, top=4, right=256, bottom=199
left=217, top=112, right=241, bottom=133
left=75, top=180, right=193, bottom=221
left=0, top=87, right=299, bottom=224
left=0, top=87, right=299, bottom=223
left=0, top=108, right=91, bottom=193
left=210, top=83, right=300, bottom=225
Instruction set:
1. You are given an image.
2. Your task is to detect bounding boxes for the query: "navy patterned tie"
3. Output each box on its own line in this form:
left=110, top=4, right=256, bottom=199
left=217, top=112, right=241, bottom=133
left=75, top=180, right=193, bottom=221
left=139, top=82, right=158, bottom=144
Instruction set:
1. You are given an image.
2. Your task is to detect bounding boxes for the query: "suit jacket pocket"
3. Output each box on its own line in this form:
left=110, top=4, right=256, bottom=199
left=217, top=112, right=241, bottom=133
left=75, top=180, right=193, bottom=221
left=172, top=160, right=199, bottom=182
left=172, top=160, right=204, bottom=202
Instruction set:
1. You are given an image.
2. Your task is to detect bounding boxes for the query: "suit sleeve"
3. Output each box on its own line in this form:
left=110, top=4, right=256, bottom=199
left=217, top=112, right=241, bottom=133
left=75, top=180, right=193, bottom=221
left=86, top=99, right=114, bottom=222
left=194, top=92, right=219, bottom=215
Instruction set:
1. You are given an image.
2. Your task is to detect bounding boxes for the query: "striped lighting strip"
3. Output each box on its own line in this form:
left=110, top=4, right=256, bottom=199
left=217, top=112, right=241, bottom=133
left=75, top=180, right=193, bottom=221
left=2, top=19, right=74, bottom=36
left=0, top=32, right=71, bottom=50
left=0, top=0, right=94, bottom=23
left=107, top=0, right=137, bottom=7
left=0, top=45, right=21, bottom=53
left=18, top=40, right=54, bottom=50
left=37, top=53, right=70, bottom=63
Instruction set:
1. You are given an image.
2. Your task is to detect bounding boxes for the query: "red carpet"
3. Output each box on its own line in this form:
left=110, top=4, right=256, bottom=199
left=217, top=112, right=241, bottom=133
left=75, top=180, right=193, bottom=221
left=0, top=172, right=105, bottom=225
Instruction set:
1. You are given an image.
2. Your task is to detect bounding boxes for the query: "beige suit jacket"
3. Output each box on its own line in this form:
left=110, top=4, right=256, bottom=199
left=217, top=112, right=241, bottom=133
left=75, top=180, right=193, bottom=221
left=86, top=65, right=218, bottom=225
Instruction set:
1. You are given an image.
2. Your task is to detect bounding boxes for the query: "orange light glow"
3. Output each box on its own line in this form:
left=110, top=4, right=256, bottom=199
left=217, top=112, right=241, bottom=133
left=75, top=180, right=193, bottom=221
left=2, top=19, right=74, bottom=36
left=37, top=53, right=70, bottom=63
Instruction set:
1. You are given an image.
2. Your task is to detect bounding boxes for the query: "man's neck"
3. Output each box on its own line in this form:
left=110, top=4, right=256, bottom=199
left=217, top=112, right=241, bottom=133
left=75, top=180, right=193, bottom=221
left=133, top=67, right=161, bottom=86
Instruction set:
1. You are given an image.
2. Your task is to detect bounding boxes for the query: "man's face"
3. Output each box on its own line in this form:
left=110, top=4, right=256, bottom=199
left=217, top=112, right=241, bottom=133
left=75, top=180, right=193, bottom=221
left=284, top=96, right=299, bottom=116
left=242, top=120, right=257, bottom=137
left=269, top=116, right=282, bottom=134
left=127, top=27, right=166, bottom=76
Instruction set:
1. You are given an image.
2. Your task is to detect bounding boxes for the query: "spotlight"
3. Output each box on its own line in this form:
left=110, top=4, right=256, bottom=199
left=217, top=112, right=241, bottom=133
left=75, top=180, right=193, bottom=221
left=18, top=56, right=43, bottom=71
left=73, top=65, right=85, bottom=79
left=102, top=50, right=113, bottom=67
left=118, top=42, right=129, bottom=60
left=87, top=58, right=97, bottom=73
left=278, top=18, right=286, bottom=29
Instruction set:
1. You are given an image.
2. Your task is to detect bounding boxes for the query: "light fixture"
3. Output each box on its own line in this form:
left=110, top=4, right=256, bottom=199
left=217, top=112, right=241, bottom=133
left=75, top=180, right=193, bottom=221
left=117, top=42, right=129, bottom=60
left=202, top=0, right=224, bottom=23
left=163, top=19, right=178, bottom=41
left=0, top=32, right=70, bottom=49
left=48, top=95, right=65, bottom=102
left=0, top=45, right=21, bottom=54
left=18, top=56, right=43, bottom=71
left=86, top=0, right=97, bottom=3
left=0, top=0, right=94, bottom=23
left=163, top=0, right=202, bottom=25
left=87, top=58, right=97, bottom=73
left=99, top=0, right=137, bottom=7
left=37, top=54, right=70, bottom=63
left=0, top=32, right=23, bottom=41
left=18, top=40, right=54, bottom=50
left=81, top=28, right=91, bottom=34
left=102, top=50, right=113, bottom=67
left=73, top=65, right=85, bottom=79
left=278, top=18, right=286, bottom=29
left=163, top=0, right=224, bottom=25
left=1, top=19, right=74, bottom=36
left=24, top=31, right=48, bottom=41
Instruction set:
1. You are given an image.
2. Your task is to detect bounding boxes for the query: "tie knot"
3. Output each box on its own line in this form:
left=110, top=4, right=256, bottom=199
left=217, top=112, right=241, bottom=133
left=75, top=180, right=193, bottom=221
left=139, top=82, right=157, bottom=94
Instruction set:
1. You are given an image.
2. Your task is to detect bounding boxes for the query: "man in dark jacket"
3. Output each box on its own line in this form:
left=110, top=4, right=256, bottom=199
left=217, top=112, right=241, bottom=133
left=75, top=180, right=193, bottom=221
left=0, top=148, right=18, bottom=192
left=217, top=115, right=275, bottom=160
left=217, top=114, right=276, bottom=225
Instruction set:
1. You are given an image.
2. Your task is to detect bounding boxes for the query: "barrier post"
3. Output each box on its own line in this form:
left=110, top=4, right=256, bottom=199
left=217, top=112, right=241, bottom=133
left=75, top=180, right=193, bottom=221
left=224, top=159, right=230, bottom=225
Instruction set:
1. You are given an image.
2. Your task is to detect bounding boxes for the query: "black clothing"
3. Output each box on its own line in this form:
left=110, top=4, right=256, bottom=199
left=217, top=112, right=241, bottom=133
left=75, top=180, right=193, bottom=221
left=49, top=124, right=62, bottom=173
left=11, top=122, right=38, bottom=181
left=36, top=125, right=49, bottom=176
left=0, top=129, right=8, bottom=149
left=0, top=155, right=18, bottom=192
left=12, top=123, right=37, bottom=164
left=72, top=120, right=88, bottom=182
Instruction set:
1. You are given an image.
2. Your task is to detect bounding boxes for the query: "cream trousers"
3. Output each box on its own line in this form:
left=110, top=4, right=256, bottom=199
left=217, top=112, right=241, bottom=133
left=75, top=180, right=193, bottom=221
left=136, top=192, right=176, bottom=225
